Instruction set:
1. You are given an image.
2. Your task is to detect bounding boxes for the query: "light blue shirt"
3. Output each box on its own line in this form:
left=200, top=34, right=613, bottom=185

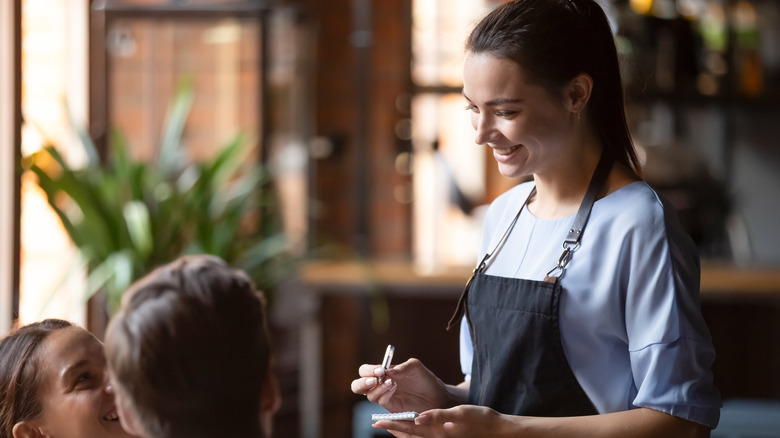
left=460, top=181, right=721, bottom=428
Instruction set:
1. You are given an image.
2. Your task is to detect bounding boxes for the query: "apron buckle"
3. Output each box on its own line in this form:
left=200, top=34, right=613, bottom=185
left=546, top=245, right=576, bottom=279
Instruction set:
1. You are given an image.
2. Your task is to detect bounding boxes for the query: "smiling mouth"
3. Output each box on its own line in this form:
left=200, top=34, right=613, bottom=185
left=493, top=144, right=522, bottom=155
left=103, top=410, right=119, bottom=422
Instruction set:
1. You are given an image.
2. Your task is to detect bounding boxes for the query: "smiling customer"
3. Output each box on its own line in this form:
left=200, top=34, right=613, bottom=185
left=0, top=319, right=134, bottom=438
left=352, top=0, right=721, bottom=436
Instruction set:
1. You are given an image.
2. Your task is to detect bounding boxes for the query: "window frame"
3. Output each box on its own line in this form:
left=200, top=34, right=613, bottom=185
left=0, top=0, right=21, bottom=334
left=84, top=1, right=272, bottom=335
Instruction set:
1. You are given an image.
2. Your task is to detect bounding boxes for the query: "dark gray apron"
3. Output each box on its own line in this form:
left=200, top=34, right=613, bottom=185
left=448, top=154, right=613, bottom=416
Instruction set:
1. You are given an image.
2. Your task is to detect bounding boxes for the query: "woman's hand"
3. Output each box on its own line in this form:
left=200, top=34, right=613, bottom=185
left=373, top=405, right=510, bottom=438
left=373, top=406, right=713, bottom=438
left=350, top=358, right=465, bottom=413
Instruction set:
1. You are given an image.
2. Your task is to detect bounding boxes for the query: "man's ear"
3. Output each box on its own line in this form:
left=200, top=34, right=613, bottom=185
left=260, top=371, right=282, bottom=417
left=259, top=371, right=282, bottom=438
left=566, top=73, right=593, bottom=114
left=12, top=421, right=46, bottom=438
left=114, top=389, right=146, bottom=437
left=118, top=407, right=146, bottom=437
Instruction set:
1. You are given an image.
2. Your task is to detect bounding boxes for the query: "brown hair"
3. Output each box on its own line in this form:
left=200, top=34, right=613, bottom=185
left=0, top=319, right=75, bottom=438
left=467, top=0, right=642, bottom=175
left=105, top=255, right=273, bottom=438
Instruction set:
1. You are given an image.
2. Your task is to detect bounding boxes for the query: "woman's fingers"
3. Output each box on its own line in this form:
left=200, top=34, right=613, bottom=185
left=352, top=363, right=388, bottom=395
left=351, top=373, right=397, bottom=402
left=366, top=378, right=397, bottom=403
left=383, top=428, right=416, bottom=438
left=351, top=377, right=372, bottom=394
left=373, top=420, right=419, bottom=437
left=373, top=379, right=398, bottom=404
left=358, top=363, right=387, bottom=377
left=413, top=409, right=455, bottom=428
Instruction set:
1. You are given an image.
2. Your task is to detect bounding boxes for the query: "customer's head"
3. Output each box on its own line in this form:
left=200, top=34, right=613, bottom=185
left=105, top=255, right=279, bottom=438
left=0, top=319, right=132, bottom=438
left=466, top=0, right=641, bottom=174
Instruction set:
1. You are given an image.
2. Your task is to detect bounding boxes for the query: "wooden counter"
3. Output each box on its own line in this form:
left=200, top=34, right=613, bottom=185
left=299, top=260, right=468, bottom=294
left=699, top=263, right=780, bottom=297
left=300, top=259, right=780, bottom=297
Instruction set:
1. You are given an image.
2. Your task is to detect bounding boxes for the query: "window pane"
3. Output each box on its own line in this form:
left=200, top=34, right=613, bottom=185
left=19, top=0, right=89, bottom=326
left=107, top=17, right=261, bottom=163
left=412, top=0, right=497, bottom=86
left=412, top=93, right=485, bottom=270
left=412, top=0, right=511, bottom=270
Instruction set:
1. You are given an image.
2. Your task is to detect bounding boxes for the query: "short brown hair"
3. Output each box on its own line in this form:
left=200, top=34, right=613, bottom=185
left=105, top=255, right=272, bottom=438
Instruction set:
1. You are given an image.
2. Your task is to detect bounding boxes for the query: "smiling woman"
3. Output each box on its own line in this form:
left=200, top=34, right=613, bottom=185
left=0, top=319, right=133, bottom=438
left=353, top=1, right=720, bottom=436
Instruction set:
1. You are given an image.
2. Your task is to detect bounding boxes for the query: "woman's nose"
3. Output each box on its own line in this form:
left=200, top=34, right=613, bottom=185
left=104, top=377, right=115, bottom=394
left=473, top=114, right=496, bottom=145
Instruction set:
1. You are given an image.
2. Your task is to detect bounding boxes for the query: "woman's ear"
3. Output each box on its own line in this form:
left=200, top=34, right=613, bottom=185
left=566, top=73, right=593, bottom=114
left=12, top=421, right=46, bottom=438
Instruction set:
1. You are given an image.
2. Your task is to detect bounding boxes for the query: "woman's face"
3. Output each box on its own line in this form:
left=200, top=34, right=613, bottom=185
left=462, top=52, right=574, bottom=179
left=22, top=327, right=134, bottom=438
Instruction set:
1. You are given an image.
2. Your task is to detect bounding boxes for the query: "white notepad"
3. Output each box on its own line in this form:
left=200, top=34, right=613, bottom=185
left=371, top=411, right=419, bottom=421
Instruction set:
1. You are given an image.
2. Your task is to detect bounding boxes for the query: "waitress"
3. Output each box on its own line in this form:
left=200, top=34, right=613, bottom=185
left=351, top=0, right=721, bottom=436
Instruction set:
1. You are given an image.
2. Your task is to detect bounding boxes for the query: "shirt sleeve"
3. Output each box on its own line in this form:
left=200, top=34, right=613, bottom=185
left=622, top=194, right=721, bottom=428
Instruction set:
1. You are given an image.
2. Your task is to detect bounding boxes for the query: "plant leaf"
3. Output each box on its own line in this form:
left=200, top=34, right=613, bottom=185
left=158, top=77, right=195, bottom=178
left=123, top=200, right=153, bottom=258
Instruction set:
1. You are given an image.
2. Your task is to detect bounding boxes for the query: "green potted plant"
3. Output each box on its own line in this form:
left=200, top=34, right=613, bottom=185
left=24, top=79, right=291, bottom=314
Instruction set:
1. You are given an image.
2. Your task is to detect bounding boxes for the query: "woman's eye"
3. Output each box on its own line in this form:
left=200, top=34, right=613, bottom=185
left=495, top=110, right=516, bottom=118
left=464, top=104, right=478, bottom=112
left=73, top=372, right=93, bottom=387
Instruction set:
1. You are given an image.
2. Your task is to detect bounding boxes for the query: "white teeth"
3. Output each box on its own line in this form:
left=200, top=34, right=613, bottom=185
left=494, top=144, right=521, bottom=155
left=104, top=411, right=119, bottom=421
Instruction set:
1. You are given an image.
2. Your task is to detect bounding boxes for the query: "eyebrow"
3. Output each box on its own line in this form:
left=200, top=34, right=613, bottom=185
left=462, top=92, right=524, bottom=106
left=61, top=360, right=89, bottom=380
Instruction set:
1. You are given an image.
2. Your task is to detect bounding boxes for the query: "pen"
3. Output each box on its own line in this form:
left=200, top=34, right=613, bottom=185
left=378, top=344, right=394, bottom=384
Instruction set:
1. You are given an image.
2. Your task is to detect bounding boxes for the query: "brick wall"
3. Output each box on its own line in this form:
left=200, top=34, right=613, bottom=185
left=312, top=0, right=413, bottom=260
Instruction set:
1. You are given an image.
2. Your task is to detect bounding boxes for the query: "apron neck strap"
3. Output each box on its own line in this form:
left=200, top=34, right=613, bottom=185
left=445, top=187, right=534, bottom=331
left=480, top=151, right=614, bottom=275
left=446, top=152, right=614, bottom=330
left=545, top=152, right=614, bottom=281
left=564, top=152, right=614, bottom=248
left=473, top=186, right=536, bottom=275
